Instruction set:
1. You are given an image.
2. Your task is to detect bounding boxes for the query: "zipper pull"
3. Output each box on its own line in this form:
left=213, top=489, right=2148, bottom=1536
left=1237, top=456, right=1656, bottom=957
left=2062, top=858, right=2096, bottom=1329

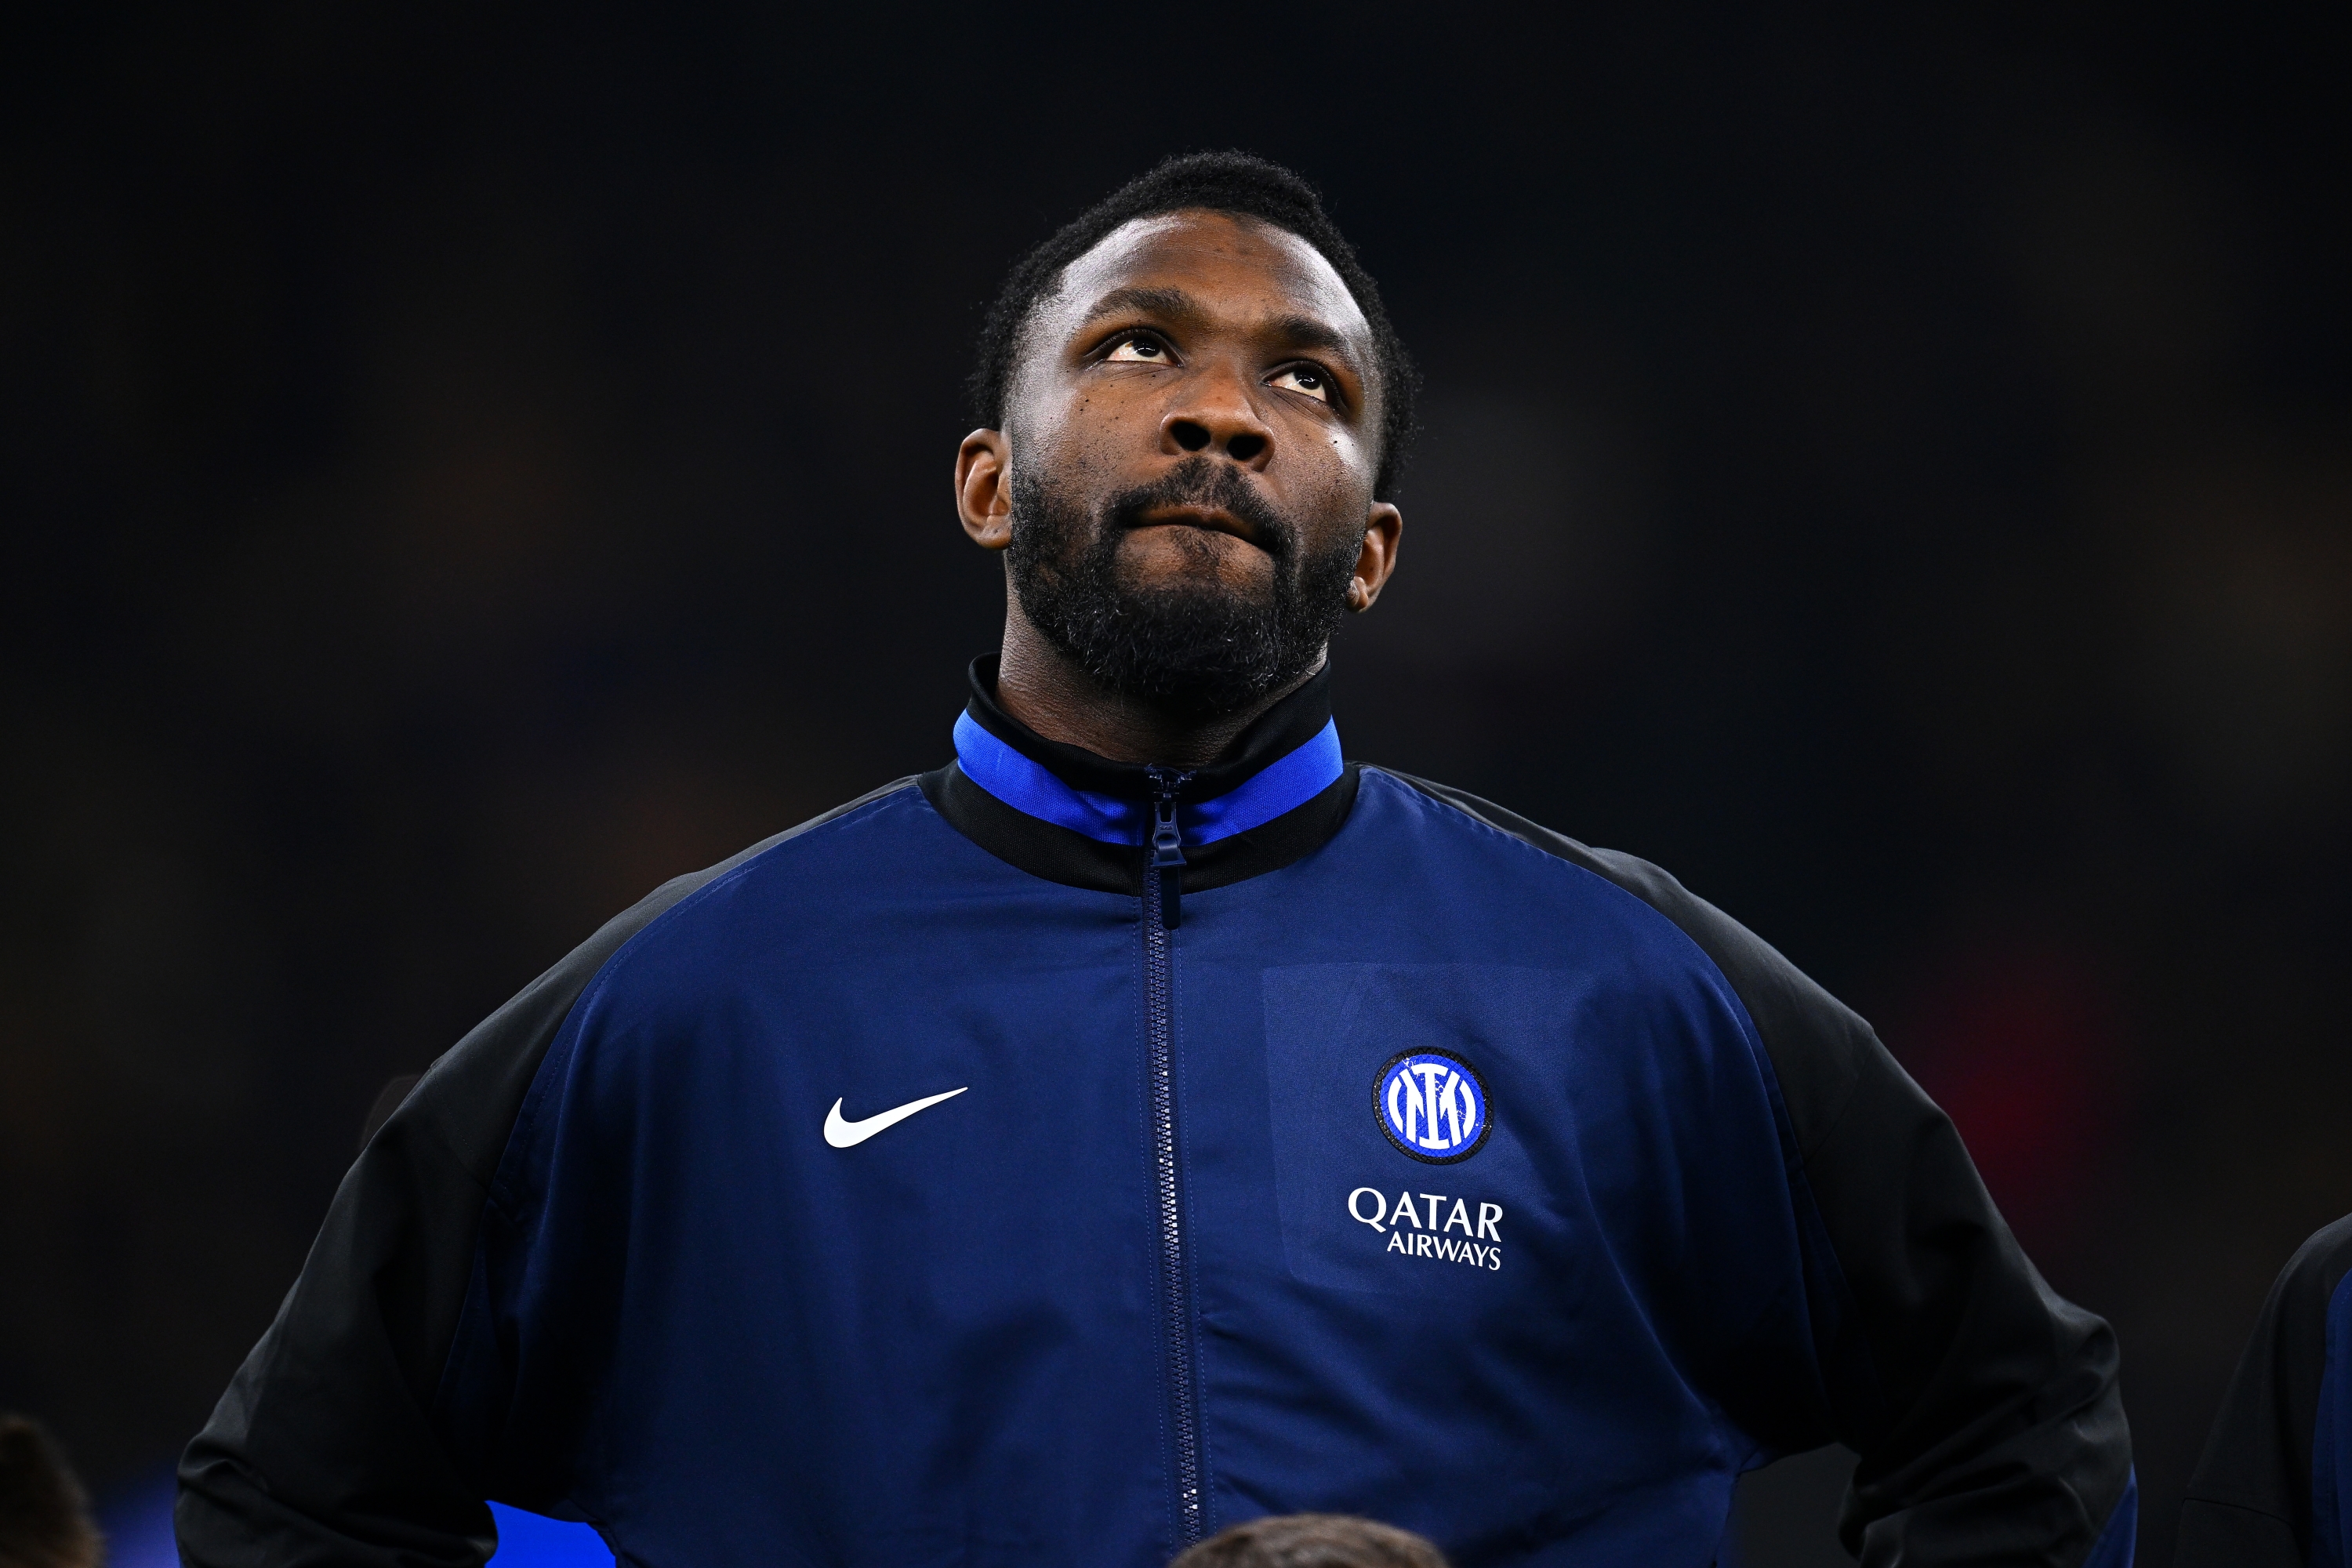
left=1145, top=767, right=1194, bottom=928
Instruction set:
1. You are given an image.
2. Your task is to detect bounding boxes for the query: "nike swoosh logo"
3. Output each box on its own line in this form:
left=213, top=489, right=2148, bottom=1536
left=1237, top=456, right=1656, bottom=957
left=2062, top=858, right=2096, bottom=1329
left=823, top=1087, right=969, bottom=1149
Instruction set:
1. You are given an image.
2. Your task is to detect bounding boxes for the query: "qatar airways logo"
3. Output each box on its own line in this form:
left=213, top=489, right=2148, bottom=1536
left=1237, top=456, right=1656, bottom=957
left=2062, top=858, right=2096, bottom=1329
left=1348, top=1186, right=1504, bottom=1271
left=1374, top=1051, right=1490, bottom=1163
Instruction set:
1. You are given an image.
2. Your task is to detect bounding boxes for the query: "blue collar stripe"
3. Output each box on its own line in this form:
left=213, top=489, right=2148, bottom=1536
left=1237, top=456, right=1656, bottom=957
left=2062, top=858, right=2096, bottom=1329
left=1183, top=718, right=1343, bottom=843
left=952, top=712, right=1344, bottom=848
left=953, top=711, right=1136, bottom=842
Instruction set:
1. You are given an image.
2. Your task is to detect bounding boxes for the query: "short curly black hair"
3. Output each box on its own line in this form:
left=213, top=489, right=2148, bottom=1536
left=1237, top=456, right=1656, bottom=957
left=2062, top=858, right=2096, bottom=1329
left=968, top=151, right=1418, bottom=499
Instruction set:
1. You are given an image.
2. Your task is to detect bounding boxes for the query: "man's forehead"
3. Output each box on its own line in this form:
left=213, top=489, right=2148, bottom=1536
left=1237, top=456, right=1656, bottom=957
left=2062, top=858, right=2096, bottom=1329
left=1047, top=210, right=1370, bottom=342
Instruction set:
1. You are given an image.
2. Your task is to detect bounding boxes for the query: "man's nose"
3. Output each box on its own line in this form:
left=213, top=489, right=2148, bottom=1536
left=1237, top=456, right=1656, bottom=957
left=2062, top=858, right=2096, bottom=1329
left=1161, top=371, right=1273, bottom=470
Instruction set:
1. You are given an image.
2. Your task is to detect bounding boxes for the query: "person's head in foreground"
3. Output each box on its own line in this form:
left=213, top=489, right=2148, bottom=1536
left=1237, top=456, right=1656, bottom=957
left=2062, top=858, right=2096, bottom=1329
left=1169, top=1514, right=1448, bottom=1568
left=0, top=1416, right=101, bottom=1568
left=176, top=149, right=2135, bottom=1568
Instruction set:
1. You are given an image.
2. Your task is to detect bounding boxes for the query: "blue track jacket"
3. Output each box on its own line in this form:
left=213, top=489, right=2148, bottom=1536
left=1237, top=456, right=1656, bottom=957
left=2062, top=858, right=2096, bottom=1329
left=179, top=660, right=2135, bottom=1568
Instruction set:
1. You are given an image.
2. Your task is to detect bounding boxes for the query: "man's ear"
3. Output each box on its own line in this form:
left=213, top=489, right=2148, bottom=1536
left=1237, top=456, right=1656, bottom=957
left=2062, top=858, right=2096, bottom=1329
left=956, top=429, right=1013, bottom=550
left=1346, top=501, right=1403, bottom=612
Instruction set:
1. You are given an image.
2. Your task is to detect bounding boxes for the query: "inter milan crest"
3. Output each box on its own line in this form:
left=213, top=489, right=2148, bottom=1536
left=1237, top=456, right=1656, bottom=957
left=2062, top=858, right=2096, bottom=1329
left=1374, top=1051, right=1490, bottom=1163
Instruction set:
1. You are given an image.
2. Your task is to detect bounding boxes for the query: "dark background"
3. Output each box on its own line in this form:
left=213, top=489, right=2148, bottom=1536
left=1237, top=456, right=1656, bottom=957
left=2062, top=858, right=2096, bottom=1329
left=3, top=5, right=2347, bottom=1563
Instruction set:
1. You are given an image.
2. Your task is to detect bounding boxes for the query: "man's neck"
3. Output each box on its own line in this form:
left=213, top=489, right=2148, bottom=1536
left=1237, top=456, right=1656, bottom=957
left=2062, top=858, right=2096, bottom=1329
left=993, top=600, right=1319, bottom=769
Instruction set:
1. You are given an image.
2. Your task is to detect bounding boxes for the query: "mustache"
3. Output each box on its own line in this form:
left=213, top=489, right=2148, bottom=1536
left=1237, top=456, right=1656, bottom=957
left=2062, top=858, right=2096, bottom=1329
left=1102, top=458, right=1297, bottom=559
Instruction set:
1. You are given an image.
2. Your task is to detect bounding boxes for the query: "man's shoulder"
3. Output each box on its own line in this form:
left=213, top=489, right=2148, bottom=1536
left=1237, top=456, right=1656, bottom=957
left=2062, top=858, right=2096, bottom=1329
left=624, top=774, right=931, bottom=920
left=1363, top=767, right=1693, bottom=903
left=1364, top=766, right=1880, bottom=1140
left=397, top=777, right=931, bottom=1144
left=570, top=773, right=937, bottom=982
left=1363, top=765, right=1817, bottom=989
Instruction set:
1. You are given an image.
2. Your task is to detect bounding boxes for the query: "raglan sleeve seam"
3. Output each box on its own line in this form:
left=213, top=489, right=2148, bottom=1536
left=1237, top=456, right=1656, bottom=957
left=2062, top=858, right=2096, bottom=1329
left=1777, top=1012, right=1868, bottom=1169
left=2180, top=1493, right=2294, bottom=1523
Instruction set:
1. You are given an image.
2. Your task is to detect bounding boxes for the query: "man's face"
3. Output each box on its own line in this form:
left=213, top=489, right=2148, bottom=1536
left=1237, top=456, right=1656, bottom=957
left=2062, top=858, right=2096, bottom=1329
left=963, top=209, right=1399, bottom=717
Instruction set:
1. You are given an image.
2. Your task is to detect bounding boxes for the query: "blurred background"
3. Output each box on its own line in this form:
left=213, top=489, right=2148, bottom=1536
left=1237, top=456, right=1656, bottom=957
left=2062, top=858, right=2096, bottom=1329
left=2, top=5, right=2345, bottom=1563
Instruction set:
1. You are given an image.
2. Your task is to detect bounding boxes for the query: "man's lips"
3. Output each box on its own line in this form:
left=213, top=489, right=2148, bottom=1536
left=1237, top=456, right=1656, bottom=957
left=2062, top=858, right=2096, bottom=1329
left=1130, top=505, right=1263, bottom=548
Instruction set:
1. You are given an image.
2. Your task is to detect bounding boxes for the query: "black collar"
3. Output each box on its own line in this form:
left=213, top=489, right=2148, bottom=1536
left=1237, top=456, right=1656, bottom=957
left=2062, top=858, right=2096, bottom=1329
left=958, top=655, right=1336, bottom=800
left=922, top=656, right=1358, bottom=895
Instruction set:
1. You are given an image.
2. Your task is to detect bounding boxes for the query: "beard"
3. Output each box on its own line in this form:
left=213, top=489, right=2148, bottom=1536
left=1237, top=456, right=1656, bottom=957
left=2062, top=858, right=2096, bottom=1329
left=1006, top=457, right=1361, bottom=720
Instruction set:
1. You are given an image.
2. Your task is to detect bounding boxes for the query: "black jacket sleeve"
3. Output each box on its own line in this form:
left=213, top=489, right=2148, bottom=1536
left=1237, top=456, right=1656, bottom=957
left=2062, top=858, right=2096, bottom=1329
left=175, top=782, right=917, bottom=1568
left=2175, top=1213, right=2352, bottom=1566
left=1383, top=772, right=2133, bottom=1568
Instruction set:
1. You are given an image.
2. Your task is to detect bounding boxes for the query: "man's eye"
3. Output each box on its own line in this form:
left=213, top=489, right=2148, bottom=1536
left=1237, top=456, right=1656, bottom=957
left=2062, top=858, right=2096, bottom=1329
left=1106, top=337, right=1167, bottom=361
left=1270, top=366, right=1329, bottom=401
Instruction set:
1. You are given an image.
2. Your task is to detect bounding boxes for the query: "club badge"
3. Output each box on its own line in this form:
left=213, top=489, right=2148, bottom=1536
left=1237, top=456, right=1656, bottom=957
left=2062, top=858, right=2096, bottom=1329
left=1374, top=1050, right=1490, bottom=1163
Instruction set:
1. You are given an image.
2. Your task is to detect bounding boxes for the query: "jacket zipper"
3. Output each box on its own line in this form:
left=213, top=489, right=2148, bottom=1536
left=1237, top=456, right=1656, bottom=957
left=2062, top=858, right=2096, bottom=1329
left=1143, top=766, right=1205, bottom=1545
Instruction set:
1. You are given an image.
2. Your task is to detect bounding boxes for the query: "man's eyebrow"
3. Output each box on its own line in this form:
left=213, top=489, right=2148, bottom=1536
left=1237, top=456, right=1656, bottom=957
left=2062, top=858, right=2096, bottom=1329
left=1074, top=291, right=1362, bottom=363
left=1076, top=286, right=1202, bottom=328
left=1269, top=313, right=1357, bottom=362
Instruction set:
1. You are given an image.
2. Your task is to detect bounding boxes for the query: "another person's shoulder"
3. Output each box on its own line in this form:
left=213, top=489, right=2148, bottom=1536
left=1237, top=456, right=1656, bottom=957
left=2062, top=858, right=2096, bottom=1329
left=2177, top=1211, right=2352, bottom=1568
left=2279, top=1213, right=2352, bottom=1298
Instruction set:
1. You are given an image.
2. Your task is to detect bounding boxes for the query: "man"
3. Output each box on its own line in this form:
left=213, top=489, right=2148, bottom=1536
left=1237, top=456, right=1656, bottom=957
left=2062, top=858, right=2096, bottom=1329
left=2176, top=1213, right=2352, bottom=1566
left=178, top=152, right=2135, bottom=1568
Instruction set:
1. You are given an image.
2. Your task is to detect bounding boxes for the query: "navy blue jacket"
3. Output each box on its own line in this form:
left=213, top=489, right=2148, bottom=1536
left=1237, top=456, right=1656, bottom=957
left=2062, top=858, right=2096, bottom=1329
left=179, top=662, right=2134, bottom=1568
